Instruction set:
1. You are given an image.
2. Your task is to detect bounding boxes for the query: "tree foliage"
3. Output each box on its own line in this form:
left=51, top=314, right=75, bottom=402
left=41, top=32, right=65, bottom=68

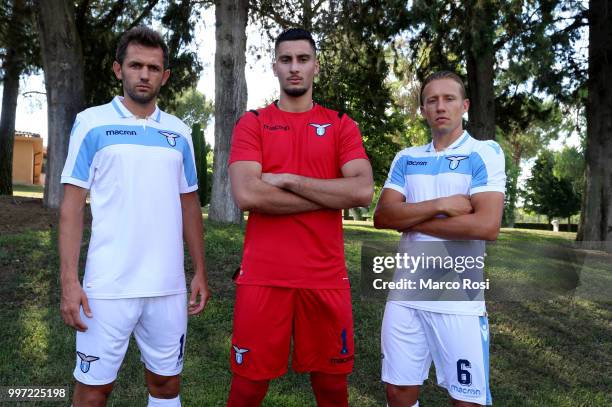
left=251, top=0, right=410, bottom=184
left=0, top=0, right=40, bottom=76
left=501, top=152, right=520, bottom=227
left=191, top=123, right=211, bottom=205
left=34, top=0, right=204, bottom=207
left=170, top=88, right=213, bottom=205
left=0, top=0, right=41, bottom=194
left=496, top=95, right=566, bottom=165
left=75, top=0, right=202, bottom=109
left=495, top=94, right=569, bottom=225
left=554, top=145, right=584, bottom=197
left=402, top=1, right=590, bottom=228
left=316, top=31, right=406, bottom=184
left=401, top=1, right=581, bottom=139
left=523, top=150, right=581, bottom=222
left=171, top=87, right=214, bottom=128
left=387, top=55, right=429, bottom=147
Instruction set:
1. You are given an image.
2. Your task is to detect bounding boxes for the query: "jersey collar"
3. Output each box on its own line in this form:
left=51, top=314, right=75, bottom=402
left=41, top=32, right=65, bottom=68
left=425, top=130, right=471, bottom=152
left=111, top=96, right=162, bottom=123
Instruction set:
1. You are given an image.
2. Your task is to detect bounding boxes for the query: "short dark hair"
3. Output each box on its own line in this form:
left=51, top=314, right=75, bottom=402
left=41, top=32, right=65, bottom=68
left=420, top=71, right=467, bottom=105
left=274, top=28, right=317, bottom=55
left=116, top=26, right=169, bottom=68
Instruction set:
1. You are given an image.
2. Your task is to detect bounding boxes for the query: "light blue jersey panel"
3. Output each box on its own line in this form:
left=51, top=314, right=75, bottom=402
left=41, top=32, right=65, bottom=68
left=70, top=124, right=196, bottom=188
left=383, top=132, right=505, bottom=199
left=382, top=131, right=506, bottom=316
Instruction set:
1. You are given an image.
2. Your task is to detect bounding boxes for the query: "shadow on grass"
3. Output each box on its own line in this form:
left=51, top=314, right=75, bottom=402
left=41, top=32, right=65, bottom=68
left=344, top=227, right=611, bottom=406
left=0, top=228, right=76, bottom=406
left=1, top=220, right=609, bottom=405
left=489, top=299, right=611, bottom=406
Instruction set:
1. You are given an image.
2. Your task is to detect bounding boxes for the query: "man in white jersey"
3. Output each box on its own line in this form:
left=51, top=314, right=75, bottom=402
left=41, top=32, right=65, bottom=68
left=59, top=26, right=210, bottom=407
left=373, top=71, right=505, bottom=407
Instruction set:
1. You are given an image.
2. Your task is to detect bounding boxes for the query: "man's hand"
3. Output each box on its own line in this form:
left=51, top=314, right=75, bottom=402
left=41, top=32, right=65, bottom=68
left=438, top=194, right=473, bottom=217
left=60, top=280, right=92, bottom=332
left=180, top=191, right=211, bottom=316
left=188, top=273, right=210, bottom=316
left=59, top=184, right=89, bottom=331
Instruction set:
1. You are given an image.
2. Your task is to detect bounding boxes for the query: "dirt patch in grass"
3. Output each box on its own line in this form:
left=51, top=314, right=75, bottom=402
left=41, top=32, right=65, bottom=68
left=0, top=196, right=60, bottom=235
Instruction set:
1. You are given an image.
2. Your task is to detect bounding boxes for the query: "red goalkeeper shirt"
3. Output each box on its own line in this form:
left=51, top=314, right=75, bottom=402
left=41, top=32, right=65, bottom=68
left=229, top=102, right=369, bottom=288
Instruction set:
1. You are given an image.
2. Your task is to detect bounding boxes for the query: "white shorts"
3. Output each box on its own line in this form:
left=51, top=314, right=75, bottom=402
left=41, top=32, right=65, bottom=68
left=381, top=302, right=492, bottom=405
left=74, top=293, right=188, bottom=385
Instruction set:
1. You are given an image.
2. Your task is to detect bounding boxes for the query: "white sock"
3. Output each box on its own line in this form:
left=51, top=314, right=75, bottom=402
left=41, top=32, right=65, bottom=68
left=147, top=394, right=181, bottom=407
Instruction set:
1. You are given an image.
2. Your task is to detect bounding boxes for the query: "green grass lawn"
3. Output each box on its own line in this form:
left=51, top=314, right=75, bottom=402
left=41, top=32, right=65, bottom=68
left=0, top=219, right=610, bottom=406
left=12, top=184, right=44, bottom=198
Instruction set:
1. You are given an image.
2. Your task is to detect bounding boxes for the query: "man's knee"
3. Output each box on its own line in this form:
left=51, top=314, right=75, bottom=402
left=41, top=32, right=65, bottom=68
left=450, top=398, right=481, bottom=407
left=310, top=372, right=348, bottom=407
left=145, top=370, right=180, bottom=399
left=385, top=383, right=419, bottom=406
left=73, top=381, right=114, bottom=407
left=227, top=374, right=270, bottom=407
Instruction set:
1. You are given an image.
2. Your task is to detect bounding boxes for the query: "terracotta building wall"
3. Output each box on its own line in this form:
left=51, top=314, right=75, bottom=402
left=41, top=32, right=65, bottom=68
left=12, top=138, right=34, bottom=184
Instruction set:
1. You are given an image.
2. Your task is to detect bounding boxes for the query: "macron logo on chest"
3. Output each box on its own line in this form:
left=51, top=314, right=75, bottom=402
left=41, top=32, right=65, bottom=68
left=407, top=160, right=428, bottom=166
left=264, top=124, right=290, bottom=131
left=105, top=129, right=137, bottom=136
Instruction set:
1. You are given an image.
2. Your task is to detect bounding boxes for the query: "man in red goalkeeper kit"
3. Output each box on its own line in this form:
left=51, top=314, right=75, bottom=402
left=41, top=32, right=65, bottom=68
left=226, top=28, right=374, bottom=407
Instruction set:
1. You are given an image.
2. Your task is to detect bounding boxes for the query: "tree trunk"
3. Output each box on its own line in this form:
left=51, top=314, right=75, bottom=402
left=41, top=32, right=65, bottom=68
left=578, top=0, right=612, bottom=241
left=0, top=0, right=27, bottom=195
left=465, top=1, right=496, bottom=141
left=209, top=0, right=248, bottom=223
left=35, top=0, right=85, bottom=208
left=302, top=0, right=313, bottom=31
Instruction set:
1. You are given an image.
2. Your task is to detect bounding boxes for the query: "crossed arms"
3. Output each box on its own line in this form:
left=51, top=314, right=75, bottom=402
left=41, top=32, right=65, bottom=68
left=373, top=189, right=504, bottom=241
left=229, top=158, right=374, bottom=214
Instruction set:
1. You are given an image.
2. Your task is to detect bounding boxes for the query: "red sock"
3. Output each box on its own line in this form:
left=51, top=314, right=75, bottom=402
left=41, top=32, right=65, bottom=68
left=226, top=374, right=269, bottom=407
left=310, top=372, right=348, bottom=407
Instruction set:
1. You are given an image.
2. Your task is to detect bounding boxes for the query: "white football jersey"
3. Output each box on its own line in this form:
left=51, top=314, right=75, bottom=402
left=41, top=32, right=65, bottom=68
left=383, top=131, right=506, bottom=315
left=61, top=96, right=197, bottom=299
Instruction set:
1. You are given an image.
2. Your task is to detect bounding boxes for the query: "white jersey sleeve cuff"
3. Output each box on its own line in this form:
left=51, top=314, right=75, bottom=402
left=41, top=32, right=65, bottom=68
left=383, top=183, right=406, bottom=197
left=61, top=176, right=91, bottom=189
left=470, top=186, right=505, bottom=195
left=180, top=184, right=198, bottom=194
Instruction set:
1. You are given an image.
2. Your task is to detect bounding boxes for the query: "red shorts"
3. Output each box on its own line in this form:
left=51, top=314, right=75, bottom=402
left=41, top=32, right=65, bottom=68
left=230, top=285, right=354, bottom=380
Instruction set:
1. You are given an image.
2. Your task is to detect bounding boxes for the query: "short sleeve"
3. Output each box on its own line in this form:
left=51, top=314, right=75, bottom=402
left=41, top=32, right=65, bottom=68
left=61, top=113, right=95, bottom=189
left=180, top=125, right=198, bottom=194
left=229, top=111, right=262, bottom=165
left=338, top=115, right=368, bottom=167
left=470, top=140, right=506, bottom=195
left=383, top=151, right=407, bottom=196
